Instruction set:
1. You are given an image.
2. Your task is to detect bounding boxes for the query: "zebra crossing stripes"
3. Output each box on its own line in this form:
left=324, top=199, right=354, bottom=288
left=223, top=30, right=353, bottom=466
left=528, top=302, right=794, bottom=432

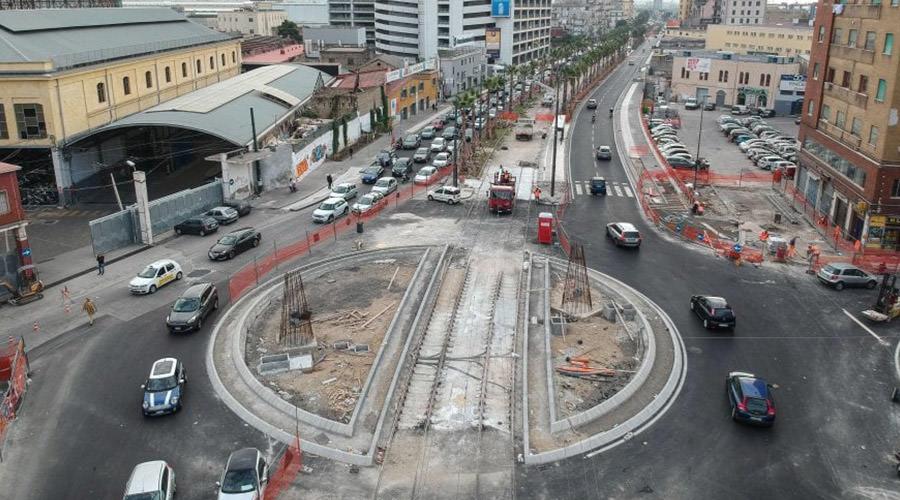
left=571, top=180, right=634, bottom=197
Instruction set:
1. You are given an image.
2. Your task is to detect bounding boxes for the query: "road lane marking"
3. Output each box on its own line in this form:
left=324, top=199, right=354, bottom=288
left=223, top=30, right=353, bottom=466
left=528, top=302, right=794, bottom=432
left=613, top=185, right=623, bottom=197
left=842, top=308, right=889, bottom=346
left=574, top=182, right=583, bottom=195
left=623, top=186, right=634, bottom=197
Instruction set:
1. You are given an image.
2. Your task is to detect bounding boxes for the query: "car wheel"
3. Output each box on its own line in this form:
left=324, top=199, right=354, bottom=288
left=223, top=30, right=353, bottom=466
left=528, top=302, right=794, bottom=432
left=196, top=318, right=202, bottom=331
left=213, top=297, right=219, bottom=310
left=227, top=251, right=235, bottom=260
left=199, top=229, right=205, bottom=236
left=703, top=319, right=709, bottom=329
left=428, top=195, right=434, bottom=201
left=448, top=199, right=455, bottom=205
left=149, top=285, right=157, bottom=294
left=175, top=228, right=181, bottom=235
left=176, top=271, right=183, bottom=280
left=253, top=238, right=260, bottom=247
left=689, top=301, right=694, bottom=311
left=866, top=280, right=877, bottom=289
left=328, top=215, right=334, bottom=223
left=731, top=406, right=737, bottom=421
left=834, top=281, right=844, bottom=291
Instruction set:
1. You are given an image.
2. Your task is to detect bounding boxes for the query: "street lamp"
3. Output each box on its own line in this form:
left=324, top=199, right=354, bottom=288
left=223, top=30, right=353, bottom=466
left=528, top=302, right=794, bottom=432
left=550, top=65, right=562, bottom=197
left=693, top=95, right=708, bottom=188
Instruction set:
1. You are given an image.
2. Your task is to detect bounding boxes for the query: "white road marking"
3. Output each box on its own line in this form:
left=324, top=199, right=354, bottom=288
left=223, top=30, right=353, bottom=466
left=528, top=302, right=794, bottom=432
left=842, top=308, right=889, bottom=346
left=574, top=182, right=583, bottom=195
left=613, top=185, right=623, bottom=197
left=894, top=336, right=900, bottom=382
left=623, top=186, right=634, bottom=197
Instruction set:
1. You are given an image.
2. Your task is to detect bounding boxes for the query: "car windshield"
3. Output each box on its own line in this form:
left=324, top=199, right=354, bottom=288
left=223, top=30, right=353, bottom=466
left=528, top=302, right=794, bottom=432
left=218, top=235, right=237, bottom=245
left=138, top=266, right=159, bottom=278
left=416, top=148, right=427, bottom=154
left=745, top=397, right=768, bottom=414
left=492, top=190, right=513, bottom=200
left=333, top=185, right=349, bottom=193
left=375, top=179, right=391, bottom=186
left=146, top=375, right=178, bottom=392
left=713, top=308, right=733, bottom=317
left=363, top=167, right=380, bottom=174
left=221, top=468, right=257, bottom=494
left=405, top=135, right=417, bottom=141
left=173, top=297, right=200, bottom=312
left=124, top=493, right=162, bottom=500
left=419, top=168, right=435, bottom=176
left=320, top=202, right=336, bottom=210
left=359, top=196, right=374, bottom=205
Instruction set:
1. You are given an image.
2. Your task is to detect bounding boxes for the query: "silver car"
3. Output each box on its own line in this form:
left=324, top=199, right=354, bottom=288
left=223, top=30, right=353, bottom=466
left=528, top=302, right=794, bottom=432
left=817, top=263, right=877, bottom=290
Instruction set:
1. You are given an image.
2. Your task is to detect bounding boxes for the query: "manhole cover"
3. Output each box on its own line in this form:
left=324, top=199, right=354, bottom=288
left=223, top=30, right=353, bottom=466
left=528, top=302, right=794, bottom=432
left=41, top=219, right=59, bottom=225
left=187, top=269, right=211, bottom=278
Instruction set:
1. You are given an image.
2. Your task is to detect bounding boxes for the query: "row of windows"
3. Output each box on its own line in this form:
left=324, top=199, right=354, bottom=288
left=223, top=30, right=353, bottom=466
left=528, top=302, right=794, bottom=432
left=0, top=103, right=47, bottom=140
left=98, top=51, right=237, bottom=102
left=722, top=42, right=811, bottom=54
left=828, top=28, right=894, bottom=54
left=678, top=67, right=772, bottom=86
left=800, top=135, right=869, bottom=188
left=725, top=30, right=812, bottom=41
left=813, top=62, right=889, bottom=102
left=729, top=18, right=760, bottom=23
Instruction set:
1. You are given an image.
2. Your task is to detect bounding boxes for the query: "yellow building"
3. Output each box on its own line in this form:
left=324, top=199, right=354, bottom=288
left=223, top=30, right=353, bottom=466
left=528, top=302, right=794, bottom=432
left=388, top=68, right=440, bottom=121
left=0, top=8, right=241, bottom=199
left=705, top=23, right=814, bottom=56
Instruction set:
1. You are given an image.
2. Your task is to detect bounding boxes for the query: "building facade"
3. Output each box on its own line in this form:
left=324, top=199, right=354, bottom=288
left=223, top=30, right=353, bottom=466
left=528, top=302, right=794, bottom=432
left=0, top=163, right=30, bottom=295
left=279, top=0, right=330, bottom=26
left=438, top=45, right=486, bottom=97
left=0, top=0, right=118, bottom=7
left=303, top=25, right=367, bottom=46
left=705, top=23, right=813, bottom=56
left=216, top=5, right=287, bottom=36
left=765, top=2, right=815, bottom=25
left=329, top=0, right=375, bottom=46
left=670, top=51, right=800, bottom=109
left=797, top=0, right=900, bottom=250
left=721, top=0, right=767, bottom=25
left=552, top=0, right=626, bottom=37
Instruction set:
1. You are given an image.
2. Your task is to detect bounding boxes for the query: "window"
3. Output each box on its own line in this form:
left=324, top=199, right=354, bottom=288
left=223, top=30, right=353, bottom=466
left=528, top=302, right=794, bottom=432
left=876, top=78, right=887, bottom=101
left=14, top=103, right=47, bottom=139
left=891, top=179, right=900, bottom=198
left=869, top=125, right=879, bottom=146
left=818, top=26, right=825, bottom=42
left=145, top=70, right=153, bottom=89
left=0, top=191, right=7, bottom=215
left=221, top=54, right=226, bottom=66
left=858, top=75, right=868, bottom=93
left=836, top=110, right=845, bottom=128
left=123, top=76, right=131, bottom=95
left=766, top=74, right=771, bottom=86
left=885, top=33, right=894, bottom=55
left=209, top=56, right=214, bottom=69
left=826, top=67, right=835, bottom=83
left=196, top=60, right=202, bottom=73
left=832, top=28, right=843, bottom=44
left=418, top=82, right=424, bottom=91
left=822, top=103, right=831, bottom=120
left=681, top=67, right=686, bottom=78
left=813, top=63, right=820, bottom=80
left=97, top=82, right=106, bottom=103
left=165, top=66, right=171, bottom=83
left=808, top=99, right=815, bottom=116
left=842, top=70, right=851, bottom=88
left=401, top=88, right=407, bottom=97
left=685, top=70, right=690, bottom=79
left=851, top=117, right=862, bottom=136
left=865, top=31, right=876, bottom=51
left=232, top=51, right=236, bottom=63
left=718, top=70, right=724, bottom=82
left=759, top=73, right=765, bottom=86
left=848, top=29, right=858, bottom=47
left=724, top=70, right=729, bottom=82
left=0, top=105, right=7, bottom=139
left=182, top=62, right=187, bottom=78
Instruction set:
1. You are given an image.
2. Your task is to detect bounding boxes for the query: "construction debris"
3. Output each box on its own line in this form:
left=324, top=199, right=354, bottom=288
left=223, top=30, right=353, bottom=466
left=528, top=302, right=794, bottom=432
left=555, top=356, right=616, bottom=379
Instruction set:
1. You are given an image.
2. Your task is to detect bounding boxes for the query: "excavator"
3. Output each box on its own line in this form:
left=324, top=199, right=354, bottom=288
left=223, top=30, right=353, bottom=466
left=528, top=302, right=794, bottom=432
left=0, top=265, right=44, bottom=306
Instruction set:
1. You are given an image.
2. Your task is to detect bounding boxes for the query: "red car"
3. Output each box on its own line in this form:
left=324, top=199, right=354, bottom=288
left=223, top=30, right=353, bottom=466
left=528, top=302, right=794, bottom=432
left=432, top=119, right=445, bottom=130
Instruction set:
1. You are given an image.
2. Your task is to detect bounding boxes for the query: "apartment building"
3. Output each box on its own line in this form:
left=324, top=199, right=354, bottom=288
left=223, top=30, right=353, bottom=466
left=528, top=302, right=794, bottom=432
left=329, top=0, right=375, bottom=46
left=706, top=23, right=814, bottom=55
left=216, top=5, right=287, bottom=36
left=721, top=0, right=767, bottom=25
left=797, top=0, right=900, bottom=250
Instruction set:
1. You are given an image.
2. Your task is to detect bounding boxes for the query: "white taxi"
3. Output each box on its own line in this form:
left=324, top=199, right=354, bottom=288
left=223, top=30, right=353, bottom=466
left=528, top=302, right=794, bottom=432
left=129, top=259, right=183, bottom=294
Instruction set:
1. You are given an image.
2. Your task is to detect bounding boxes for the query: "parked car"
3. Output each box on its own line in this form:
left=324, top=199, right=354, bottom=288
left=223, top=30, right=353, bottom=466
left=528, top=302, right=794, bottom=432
left=208, top=227, right=260, bottom=261
left=757, top=155, right=784, bottom=170
left=312, top=198, right=349, bottom=223
left=703, top=101, right=716, bottom=111
left=330, top=182, right=358, bottom=201
left=129, top=259, right=182, bottom=295
left=595, top=145, right=612, bottom=160
left=684, top=98, right=699, bottom=110
left=432, top=152, right=452, bottom=168
left=203, top=206, right=239, bottom=225
left=222, top=199, right=252, bottom=217
left=123, top=461, right=176, bottom=500
left=442, top=127, right=458, bottom=140
left=360, top=164, right=384, bottom=184
left=430, top=137, right=447, bottom=153
left=667, top=157, right=695, bottom=169
left=216, top=448, right=269, bottom=500
left=351, top=192, right=384, bottom=214
left=586, top=98, right=598, bottom=109
left=770, top=160, right=796, bottom=172
left=817, top=263, right=877, bottom=290
left=726, top=371, right=776, bottom=426
left=166, top=282, right=218, bottom=333
left=751, top=107, right=776, bottom=118
left=606, top=222, right=642, bottom=248
left=371, top=176, right=399, bottom=196
left=420, top=126, right=436, bottom=140
left=141, top=357, right=186, bottom=416
left=427, top=185, right=461, bottom=204
left=413, top=147, right=430, bottom=163
left=432, top=119, right=445, bottom=130
left=392, top=157, right=414, bottom=178
left=414, top=166, right=438, bottom=184
left=731, top=105, right=750, bottom=115
left=402, top=133, right=421, bottom=149
left=174, top=216, right=218, bottom=236
left=690, top=295, right=736, bottom=329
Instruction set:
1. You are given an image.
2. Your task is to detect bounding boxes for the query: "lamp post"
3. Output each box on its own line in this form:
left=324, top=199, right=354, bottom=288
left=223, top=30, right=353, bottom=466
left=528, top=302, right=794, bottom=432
left=550, top=66, right=562, bottom=197
left=693, top=95, right=708, bottom=188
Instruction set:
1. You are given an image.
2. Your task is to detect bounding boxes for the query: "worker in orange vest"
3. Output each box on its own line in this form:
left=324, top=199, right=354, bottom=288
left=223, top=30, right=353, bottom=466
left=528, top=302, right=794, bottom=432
left=759, top=229, right=769, bottom=242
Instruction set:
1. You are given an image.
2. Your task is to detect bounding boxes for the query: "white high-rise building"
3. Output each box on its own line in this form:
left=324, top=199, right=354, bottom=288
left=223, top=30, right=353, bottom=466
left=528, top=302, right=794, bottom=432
left=329, top=0, right=375, bottom=46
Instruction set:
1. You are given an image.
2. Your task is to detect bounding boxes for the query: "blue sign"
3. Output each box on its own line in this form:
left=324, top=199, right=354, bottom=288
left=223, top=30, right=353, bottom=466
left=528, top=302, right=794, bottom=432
left=733, top=244, right=743, bottom=253
left=491, top=0, right=511, bottom=17
left=21, top=248, right=31, bottom=257
left=697, top=233, right=704, bottom=241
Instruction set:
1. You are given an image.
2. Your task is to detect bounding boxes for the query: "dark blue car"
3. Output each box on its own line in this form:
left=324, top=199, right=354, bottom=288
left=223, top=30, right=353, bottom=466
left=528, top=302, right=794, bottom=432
left=142, top=358, right=186, bottom=417
left=590, top=177, right=607, bottom=195
left=726, top=371, right=775, bottom=426
left=360, top=164, right=384, bottom=184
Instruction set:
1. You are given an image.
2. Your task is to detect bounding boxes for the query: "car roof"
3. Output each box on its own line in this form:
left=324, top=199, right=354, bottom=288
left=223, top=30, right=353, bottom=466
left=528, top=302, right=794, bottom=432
left=148, top=259, right=176, bottom=269
left=226, top=448, right=259, bottom=471
left=150, top=358, right=178, bottom=379
left=614, top=222, right=638, bottom=231
left=182, top=283, right=211, bottom=299
left=598, top=145, right=611, bottom=150
left=126, top=461, right=166, bottom=494
left=323, top=197, right=345, bottom=204
left=737, top=375, right=769, bottom=398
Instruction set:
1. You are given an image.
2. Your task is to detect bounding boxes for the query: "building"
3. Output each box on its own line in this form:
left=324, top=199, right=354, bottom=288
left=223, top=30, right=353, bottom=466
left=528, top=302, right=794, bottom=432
left=216, top=4, right=287, bottom=36
left=317, top=46, right=370, bottom=70
left=303, top=25, right=367, bottom=46
left=705, top=23, right=813, bottom=56
left=123, top=0, right=261, bottom=15
left=241, top=36, right=305, bottom=69
left=721, top=0, right=767, bottom=25
left=324, top=61, right=439, bottom=120
left=765, top=2, right=814, bottom=25
left=670, top=51, right=800, bottom=109
left=552, top=0, right=623, bottom=37
left=438, top=45, right=486, bottom=97
left=0, top=0, right=118, bottom=7
left=329, top=0, right=375, bottom=47
left=679, top=0, right=722, bottom=26
left=796, top=0, right=900, bottom=250
left=374, top=0, right=551, bottom=66
left=279, top=0, right=330, bottom=26
left=0, top=8, right=241, bottom=204
left=0, top=162, right=34, bottom=297
left=678, top=0, right=691, bottom=23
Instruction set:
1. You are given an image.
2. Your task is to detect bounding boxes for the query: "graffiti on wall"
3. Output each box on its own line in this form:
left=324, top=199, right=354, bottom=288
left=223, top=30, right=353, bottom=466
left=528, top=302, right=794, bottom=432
left=293, top=137, right=331, bottom=179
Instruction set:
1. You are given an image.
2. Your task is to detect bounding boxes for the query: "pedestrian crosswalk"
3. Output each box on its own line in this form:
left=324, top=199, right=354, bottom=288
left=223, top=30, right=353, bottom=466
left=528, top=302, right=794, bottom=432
left=571, top=180, right=635, bottom=198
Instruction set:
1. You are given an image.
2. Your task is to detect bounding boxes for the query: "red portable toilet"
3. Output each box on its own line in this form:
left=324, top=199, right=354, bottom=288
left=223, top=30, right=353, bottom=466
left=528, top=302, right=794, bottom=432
left=538, top=212, right=554, bottom=244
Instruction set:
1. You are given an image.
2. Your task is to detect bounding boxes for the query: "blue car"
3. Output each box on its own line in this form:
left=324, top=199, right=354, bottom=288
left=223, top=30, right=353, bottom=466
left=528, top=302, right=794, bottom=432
left=725, top=371, right=776, bottom=426
left=589, top=177, right=607, bottom=195
left=142, top=358, right=186, bottom=416
left=360, top=164, right=384, bottom=184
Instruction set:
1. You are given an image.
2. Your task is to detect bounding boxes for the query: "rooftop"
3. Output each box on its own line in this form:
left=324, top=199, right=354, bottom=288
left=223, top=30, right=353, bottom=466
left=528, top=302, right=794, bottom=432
left=330, top=69, right=386, bottom=90
left=0, top=8, right=236, bottom=71
left=0, top=162, right=21, bottom=175
left=672, top=51, right=800, bottom=63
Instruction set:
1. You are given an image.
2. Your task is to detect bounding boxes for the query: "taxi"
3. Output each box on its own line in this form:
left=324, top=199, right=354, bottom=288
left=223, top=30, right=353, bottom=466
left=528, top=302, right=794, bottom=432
left=129, top=259, right=183, bottom=294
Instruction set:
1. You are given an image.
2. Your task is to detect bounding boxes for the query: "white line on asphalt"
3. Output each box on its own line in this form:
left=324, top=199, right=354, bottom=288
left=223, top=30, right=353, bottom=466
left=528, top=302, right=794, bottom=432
left=842, top=308, right=889, bottom=346
left=623, top=186, right=634, bottom=197
left=894, top=336, right=900, bottom=382
left=574, top=182, right=583, bottom=195
left=613, top=185, right=623, bottom=197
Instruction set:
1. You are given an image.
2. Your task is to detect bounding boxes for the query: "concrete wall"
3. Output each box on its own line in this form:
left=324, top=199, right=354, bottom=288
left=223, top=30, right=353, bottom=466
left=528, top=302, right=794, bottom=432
left=303, top=26, right=366, bottom=46
left=705, top=24, right=813, bottom=56
left=148, top=180, right=224, bottom=237
left=89, top=207, right=138, bottom=256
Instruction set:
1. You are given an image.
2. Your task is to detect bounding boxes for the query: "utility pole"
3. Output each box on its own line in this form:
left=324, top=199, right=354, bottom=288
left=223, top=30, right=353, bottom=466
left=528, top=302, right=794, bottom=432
left=693, top=95, right=707, bottom=188
left=250, top=108, right=261, bottom=195
left=550, top=66, right=562, bottom=197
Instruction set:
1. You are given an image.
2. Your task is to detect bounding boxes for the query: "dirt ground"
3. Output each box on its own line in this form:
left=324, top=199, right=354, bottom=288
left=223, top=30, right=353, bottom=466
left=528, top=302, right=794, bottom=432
left=245, top=257, right=417, bottom=422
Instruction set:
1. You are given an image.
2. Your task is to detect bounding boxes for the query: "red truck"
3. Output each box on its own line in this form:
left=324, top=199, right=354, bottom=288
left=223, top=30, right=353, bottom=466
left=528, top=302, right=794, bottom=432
left=489, top=170, right=516, bottom=214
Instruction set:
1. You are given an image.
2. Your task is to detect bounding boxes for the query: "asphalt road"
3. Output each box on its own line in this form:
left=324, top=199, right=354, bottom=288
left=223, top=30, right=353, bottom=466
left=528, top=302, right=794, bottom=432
left=515, top=45, right=900, bottom=499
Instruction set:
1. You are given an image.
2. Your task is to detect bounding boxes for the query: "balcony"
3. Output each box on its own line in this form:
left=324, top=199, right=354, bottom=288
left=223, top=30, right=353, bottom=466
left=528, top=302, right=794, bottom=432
left=824, top=82, right=869, bottom=109
left=817, top=119, right=863, bottom=151
left=840, top=3, right=881, bottom=19
left=829, top=44, right=875, bottom=64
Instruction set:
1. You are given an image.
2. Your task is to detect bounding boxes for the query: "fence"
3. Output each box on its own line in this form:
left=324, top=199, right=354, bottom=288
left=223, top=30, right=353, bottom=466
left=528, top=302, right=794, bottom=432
left=265, top=436, right=302, bottom=500
left=228, top=164, right=458, bottom=301
left=0, top=337, right=28, bottom=452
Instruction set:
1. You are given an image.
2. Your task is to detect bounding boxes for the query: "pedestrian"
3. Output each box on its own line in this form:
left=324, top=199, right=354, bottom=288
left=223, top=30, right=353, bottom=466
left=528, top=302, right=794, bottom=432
left=289, top=177, right=297, bottom=193
left=349, top=147, right=354, bottom=159
left=787, top=237, right=797, bottom=259
left=326, top=174, right=333, bottom=190
left=82, top=297, right=96, bottom=326
left=96, top=253, right=105, bottom=275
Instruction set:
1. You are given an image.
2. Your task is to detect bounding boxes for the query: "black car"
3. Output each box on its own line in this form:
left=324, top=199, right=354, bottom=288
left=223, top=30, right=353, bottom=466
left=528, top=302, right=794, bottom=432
left=392, top=157, right=414, bottom=178
left=222, top=198, right=252, bottom=216
left=586, top=99, right=598, bottom=109
left=174, top=216, right=218, bottom=236
left=208, top=227, right=261, bottom=260
left=166, top=283, right=218, bottom=333
left=690, top=295, right=736, bottom=329
left=376, top=149, right=397, bottom=167
left=726, top=371, right=776, bottom=426
left=589, top=177, right=607, bottom=195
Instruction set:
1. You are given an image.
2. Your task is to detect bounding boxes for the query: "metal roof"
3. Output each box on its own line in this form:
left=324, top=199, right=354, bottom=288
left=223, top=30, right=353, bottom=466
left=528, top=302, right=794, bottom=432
left=0, top=8, right=235, bottom=70
left=85, top=64, right=329, bottom=146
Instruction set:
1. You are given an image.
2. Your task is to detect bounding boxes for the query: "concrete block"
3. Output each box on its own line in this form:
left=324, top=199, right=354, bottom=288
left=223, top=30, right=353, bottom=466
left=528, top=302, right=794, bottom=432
left=621, top=303, right=636, bottom=321
left=601, top=302, right=617, bottom=322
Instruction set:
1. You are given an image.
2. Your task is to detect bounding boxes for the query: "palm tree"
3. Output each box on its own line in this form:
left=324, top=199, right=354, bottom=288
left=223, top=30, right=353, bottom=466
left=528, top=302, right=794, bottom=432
left=451, top=90, right=476, bottom=185
left=506, top=65, right=519, bottom=111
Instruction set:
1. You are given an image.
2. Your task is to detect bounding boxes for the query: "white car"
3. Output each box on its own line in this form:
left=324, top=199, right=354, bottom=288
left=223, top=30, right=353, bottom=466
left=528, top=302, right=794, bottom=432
left=371, top=176, right=398, bottom=195
left=432, top=152, right=451, bottom=168
left=427, top=185, right=461, bottom=204
left=329, top=182, right=358, bottom=201
left=757, top=155, right=784, bottom=170
left=351, top=192, right=384, bottom=214
left=216, top=448, right=268, bottom=500
left=311, top=197, right=349, bottom=223
left=129, top=259, right=183, bottom=295
left=489, top=107, right=497, bottom=118
left=123, top=461, right=176, bottom=500
left=414, top=166, right=438, bottom=185
left=430, top=137, right=447, bottom=152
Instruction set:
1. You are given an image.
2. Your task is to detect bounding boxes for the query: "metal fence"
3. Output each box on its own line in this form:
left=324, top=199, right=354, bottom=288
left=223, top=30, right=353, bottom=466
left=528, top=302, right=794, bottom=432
left=89, top=207, right=138, bottom=256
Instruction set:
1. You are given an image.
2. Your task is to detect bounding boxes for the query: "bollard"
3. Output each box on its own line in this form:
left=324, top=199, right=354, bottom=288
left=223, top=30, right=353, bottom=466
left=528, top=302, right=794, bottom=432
left=357, top=221, right=364, bottom=233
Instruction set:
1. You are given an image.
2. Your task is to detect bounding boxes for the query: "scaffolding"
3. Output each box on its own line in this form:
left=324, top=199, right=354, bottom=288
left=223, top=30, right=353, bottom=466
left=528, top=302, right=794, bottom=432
left=279, top=270, right=315, bottom=347
left=561, top=244, right=593, bottom=316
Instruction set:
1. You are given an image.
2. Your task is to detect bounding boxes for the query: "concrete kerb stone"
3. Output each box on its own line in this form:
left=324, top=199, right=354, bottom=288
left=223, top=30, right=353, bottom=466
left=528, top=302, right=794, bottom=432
left=520, top=251, right=533, bottom=460
left=368, top=244, right=451, bottom=457
left=546, top=258, right=656, bottom=434
left=206, top=245, right=436, bottom=464
left=543, top=260, right=557, bottom=424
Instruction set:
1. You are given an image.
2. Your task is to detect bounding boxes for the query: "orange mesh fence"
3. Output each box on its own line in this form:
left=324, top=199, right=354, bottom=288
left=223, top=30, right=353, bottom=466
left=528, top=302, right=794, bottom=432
left=0, top=337, right=27, bottom=446
left=265, top=436, right=302, bottom=500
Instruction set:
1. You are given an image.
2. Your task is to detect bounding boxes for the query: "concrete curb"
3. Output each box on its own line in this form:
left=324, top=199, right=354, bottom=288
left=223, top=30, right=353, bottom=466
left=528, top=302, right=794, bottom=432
left=520, top=251, right=533, bottom=461
left=543, top=261, right=557, bottom=424
left=44, top=243, right=151, bottom=289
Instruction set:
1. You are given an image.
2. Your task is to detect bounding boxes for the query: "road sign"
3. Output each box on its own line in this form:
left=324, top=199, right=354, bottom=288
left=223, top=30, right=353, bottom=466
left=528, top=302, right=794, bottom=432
left=21, top=248, right=31, bottom=257
left=697, top=233, right=704, bottom=241
left=229, top=178, right=235, bottom=186
left=733, top=244, right=743, bottom=253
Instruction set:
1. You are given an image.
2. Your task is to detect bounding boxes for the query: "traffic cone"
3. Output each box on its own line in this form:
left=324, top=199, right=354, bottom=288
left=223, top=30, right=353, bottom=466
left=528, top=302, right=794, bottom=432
left=32, top=321, right=39, bottom=332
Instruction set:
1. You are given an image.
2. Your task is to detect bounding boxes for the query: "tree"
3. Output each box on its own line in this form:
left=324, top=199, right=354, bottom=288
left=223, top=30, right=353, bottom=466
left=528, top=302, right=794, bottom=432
left=380, top=85, right=390, bottom=128
left=369, top=109, right=376, bottom=132
left=341, top=118, right=348, bottom=148
left=276, top=20, right=303, bottom=44
left=331, top=120, right=340, bottom=153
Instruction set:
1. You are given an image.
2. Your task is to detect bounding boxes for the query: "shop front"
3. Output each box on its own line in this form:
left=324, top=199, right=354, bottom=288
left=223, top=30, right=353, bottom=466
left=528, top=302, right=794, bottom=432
left=866, top=215, right=900, bottom=251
